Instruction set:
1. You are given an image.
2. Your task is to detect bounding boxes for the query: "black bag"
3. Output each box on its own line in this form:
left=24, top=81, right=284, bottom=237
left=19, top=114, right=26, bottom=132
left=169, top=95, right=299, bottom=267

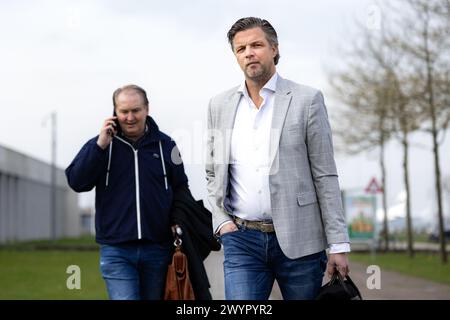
left=316, top=272, right=362, bottom=300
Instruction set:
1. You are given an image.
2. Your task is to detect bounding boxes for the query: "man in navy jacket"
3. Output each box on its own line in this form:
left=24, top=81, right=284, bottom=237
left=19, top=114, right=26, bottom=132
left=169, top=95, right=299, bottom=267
left=66, top=84, right=188, bottom=300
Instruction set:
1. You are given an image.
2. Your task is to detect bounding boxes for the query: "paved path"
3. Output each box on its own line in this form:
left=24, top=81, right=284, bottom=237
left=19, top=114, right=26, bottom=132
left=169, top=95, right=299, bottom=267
left=204, top=250, right=450, bottom=300
left=204, top=250, right=282, bottom=300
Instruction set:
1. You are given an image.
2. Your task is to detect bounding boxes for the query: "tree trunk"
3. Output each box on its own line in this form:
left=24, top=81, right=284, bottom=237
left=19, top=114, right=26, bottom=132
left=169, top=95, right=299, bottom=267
left=431, top=124, right=447, bottom=263
left=424, top=15, right=447, bottom=263
left=402, top=131, right=414, bottom=258
left=380, top=142, right=389, bottom=251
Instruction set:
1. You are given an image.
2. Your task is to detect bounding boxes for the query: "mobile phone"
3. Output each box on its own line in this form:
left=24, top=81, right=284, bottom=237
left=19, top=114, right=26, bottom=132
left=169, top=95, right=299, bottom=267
left=111, top=110, right=121, bottom=136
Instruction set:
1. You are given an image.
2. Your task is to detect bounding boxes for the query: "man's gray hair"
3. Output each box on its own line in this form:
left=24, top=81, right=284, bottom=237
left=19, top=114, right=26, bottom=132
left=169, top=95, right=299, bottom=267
left=227, top=17, right=280, bottom=65
left=112, top=84, right=149, bottom=109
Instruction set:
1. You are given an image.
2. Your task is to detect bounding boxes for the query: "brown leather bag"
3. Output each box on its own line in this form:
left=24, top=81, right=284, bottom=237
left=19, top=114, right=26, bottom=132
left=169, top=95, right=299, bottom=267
left=164, top=239, right=195, bottom=300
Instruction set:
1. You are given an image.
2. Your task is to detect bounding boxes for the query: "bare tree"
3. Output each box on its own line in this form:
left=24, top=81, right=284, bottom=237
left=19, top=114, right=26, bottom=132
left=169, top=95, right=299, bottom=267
left=332, top=0, right=450, bottom=262
left=329, top=43, right=394, bottom=251
left=386, top=68, right=421, bottom=258
left=365, top=32, right=423, bottom=258
left=390, top=0, right=450, bottom=263
left=329, top=0, right=449, bottom=261
left=443, top=175, right=450, bottom=220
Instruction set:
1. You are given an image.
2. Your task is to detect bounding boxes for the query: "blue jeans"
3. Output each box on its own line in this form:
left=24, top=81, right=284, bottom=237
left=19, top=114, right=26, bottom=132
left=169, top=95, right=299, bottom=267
left=221, top=227, right=327, bottom=300
left=99, top=241, right=172, bottom=300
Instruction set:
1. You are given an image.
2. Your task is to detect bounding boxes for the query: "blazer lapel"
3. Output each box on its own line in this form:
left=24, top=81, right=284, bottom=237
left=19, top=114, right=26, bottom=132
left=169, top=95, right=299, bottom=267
left=221, top=91, right=241, bottom=197
left=269, top=77, right=292, bottom=172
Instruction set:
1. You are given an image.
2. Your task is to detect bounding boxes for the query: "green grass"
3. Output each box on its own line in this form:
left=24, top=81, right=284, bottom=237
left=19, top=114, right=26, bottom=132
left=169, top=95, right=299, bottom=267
left=4, top=237, right=448, bottom=299
left=350, top=252, right=450, bottom=285
left=388, top=231, right=432, bottom=243
left=0, top=236, right=98, bottom=250
left=0, top=250, right=107, bottom=299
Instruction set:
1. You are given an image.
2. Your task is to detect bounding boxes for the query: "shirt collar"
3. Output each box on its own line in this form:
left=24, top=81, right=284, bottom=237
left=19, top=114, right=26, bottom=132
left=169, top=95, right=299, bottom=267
left=121, top=124, right=149, bottom=147
left=237, top=72, right=278, bottom=96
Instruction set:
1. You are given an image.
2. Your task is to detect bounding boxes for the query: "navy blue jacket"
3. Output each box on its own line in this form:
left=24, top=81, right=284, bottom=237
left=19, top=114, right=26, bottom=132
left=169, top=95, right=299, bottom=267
left=66, top=117, right=188, bottom=245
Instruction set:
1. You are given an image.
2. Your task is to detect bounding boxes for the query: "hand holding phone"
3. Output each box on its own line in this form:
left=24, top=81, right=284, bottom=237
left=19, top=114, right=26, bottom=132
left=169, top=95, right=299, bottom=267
left=107, top=116, right=119, bottom=137
left=112, top=110, right=121, bottom=136
left=97, top=116, right=118, bottom=149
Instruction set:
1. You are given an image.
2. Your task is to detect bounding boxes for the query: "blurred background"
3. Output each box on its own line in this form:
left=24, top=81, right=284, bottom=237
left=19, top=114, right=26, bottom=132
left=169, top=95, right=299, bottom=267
left=0, top=0, right=449, bottom=299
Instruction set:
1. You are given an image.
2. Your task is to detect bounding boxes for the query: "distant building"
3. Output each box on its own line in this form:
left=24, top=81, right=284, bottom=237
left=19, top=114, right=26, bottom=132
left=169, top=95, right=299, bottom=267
left=80, top=207, right=95, bottom=235
left=0, top=144, right=80, bottom=243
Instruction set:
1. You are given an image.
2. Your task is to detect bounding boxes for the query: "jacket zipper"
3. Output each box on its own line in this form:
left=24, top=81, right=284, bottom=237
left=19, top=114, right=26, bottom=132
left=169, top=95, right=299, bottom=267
left=133, top=149, right=142, bottom=239
left=114, top=136, right=142, bottom=239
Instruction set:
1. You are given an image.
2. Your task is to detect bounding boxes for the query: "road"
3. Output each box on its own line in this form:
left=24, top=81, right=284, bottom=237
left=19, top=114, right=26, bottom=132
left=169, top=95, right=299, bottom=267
left=204, top=250, right=450, bottom=300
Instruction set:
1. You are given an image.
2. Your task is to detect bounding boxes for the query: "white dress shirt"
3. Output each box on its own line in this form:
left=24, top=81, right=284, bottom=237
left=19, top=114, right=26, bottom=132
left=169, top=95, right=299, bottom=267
left=228, top=72, right=277, bottom=221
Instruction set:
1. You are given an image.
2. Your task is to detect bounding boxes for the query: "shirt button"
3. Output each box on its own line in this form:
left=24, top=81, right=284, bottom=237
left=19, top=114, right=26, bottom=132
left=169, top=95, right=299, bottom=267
left=258, top=190, right=262, bottom=194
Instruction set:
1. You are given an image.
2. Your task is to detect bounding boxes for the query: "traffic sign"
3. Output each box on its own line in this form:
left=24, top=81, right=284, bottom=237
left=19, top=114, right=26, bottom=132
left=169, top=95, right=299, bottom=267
left=365, top=177, right=383, bottom=194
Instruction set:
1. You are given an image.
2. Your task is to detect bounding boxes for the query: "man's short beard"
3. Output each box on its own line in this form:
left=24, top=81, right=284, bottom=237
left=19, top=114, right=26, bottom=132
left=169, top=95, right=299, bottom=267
left=246, top=66, right=272, bottom=85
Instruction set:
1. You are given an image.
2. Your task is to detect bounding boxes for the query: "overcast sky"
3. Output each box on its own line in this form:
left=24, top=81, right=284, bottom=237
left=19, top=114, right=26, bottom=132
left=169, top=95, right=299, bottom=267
left=0, top=0, right=449, bottom=226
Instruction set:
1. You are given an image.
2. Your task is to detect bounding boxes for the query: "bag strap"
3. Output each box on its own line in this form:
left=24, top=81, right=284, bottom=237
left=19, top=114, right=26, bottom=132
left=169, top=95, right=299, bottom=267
left=330, top=272, right=362, bottom=299
left=342, top=274, right=362, bottom=299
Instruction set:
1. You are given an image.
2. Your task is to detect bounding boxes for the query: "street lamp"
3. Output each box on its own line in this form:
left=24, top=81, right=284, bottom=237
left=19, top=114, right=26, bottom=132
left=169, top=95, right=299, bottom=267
left=42, top=111, right=57, bottom=241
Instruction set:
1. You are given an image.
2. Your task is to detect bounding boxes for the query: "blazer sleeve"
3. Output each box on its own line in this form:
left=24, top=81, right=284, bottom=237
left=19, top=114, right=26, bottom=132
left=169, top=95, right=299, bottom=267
left=306, top=91, right=349, bottom=244
left=205, top=99, right=232, bottom=233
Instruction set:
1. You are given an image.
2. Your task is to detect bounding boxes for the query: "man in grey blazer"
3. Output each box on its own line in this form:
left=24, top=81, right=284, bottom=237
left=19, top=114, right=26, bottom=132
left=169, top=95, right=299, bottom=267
left=206, top=17, right=350, bottom=300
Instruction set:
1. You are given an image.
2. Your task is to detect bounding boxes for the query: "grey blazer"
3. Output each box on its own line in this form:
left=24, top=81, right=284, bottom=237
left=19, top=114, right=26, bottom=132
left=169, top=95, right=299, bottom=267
left=205, top=76, right=349, bottom=259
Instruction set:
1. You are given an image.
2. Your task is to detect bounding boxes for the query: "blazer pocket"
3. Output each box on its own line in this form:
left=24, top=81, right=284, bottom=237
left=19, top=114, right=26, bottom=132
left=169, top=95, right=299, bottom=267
left=284, top=124, right=301, bottom=132
left=297, top=191, right=318, bottom=206
left=281, top=124, right=303, bottom=146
